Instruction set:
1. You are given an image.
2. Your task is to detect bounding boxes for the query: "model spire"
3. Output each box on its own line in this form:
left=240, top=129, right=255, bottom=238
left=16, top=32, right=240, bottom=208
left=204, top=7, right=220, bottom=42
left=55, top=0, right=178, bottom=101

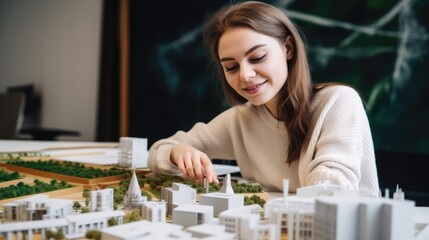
left=219, top=174, right=234, bottom=194
left=127, top=169, right=141, bottom=198
left=123, top=169, right=146, bottom=209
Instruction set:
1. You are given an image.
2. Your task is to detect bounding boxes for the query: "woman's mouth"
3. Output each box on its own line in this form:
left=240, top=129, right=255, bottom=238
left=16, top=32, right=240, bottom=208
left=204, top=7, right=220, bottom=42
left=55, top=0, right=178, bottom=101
left=243, top=81, right=267, bottom=94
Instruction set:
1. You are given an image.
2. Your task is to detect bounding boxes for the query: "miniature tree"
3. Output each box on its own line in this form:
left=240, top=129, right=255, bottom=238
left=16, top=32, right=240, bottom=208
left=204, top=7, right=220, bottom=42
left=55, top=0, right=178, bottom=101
left=73, top=201, right=82, bottom=213
left=83, top=189, right=90, bottom=207
left=128, top=209, right=141, bottom=222
left=46, top=229, right=65, bottom=240
left=81, top=207, right=90, bottom=213
left=108, top=217, right=118, bottom=226
left=85, top=230, right=101, bottom=240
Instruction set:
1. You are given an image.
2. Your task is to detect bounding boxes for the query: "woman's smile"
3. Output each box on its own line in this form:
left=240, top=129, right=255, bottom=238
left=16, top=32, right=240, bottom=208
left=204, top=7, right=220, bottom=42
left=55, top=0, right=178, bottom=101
left=242, top=80, right=268, bottom=94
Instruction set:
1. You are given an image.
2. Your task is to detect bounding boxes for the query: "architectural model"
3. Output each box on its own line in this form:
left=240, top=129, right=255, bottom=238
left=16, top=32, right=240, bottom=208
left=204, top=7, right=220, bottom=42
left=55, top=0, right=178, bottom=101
left=1, top=164, right=428, bottom=240
left=118, top=137, right=148, bottom=168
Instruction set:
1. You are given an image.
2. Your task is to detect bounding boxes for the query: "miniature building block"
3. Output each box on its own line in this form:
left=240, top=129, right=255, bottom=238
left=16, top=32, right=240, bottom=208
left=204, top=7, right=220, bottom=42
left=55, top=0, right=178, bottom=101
left=187, top=223, right=236, bottom=239
left=141, top=201, right=167, bottom=223
left=3, top=194, right=73, bottom=222
left=64, top=210, right=125, bottom=239
left=172, top=204, right=214, bottom=227
left=118, top=137, right=148, bottom=168
left=199, top=192, right=244, bottom=215
left=219, top=208, right=260, bottom=240
left=313, top=197, right=415, bottom=240
left=101, top=220, right=186, bottom=240
left=91, top=188, right=114, bottom=212
left=264, top=197, right=314, bottom=240
left=218, top=205, right=268, bottom=240
left=0, top=210, right=124, bottom=240
left=161, top=183, right=196, bottom=215
left=296, top=181, right=343, bottom=197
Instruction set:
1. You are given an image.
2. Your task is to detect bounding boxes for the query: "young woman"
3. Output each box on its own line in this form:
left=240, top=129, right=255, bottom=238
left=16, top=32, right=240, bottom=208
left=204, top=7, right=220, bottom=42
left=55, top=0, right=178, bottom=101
left=148, top=1, right=379, bottom=197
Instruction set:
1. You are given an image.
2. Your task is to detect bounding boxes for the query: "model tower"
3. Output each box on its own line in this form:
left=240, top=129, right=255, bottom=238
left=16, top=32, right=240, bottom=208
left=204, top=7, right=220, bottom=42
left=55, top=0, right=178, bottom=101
left=123, top=170, right=146, bottom=209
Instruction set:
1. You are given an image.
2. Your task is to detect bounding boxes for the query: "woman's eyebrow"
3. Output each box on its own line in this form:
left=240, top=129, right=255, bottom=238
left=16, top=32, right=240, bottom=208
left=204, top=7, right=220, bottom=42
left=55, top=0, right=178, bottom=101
left=220, top=44, right=266, bottom=62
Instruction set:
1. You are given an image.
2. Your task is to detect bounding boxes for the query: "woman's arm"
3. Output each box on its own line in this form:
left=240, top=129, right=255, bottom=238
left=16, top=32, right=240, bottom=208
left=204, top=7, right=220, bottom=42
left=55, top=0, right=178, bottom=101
left=148, top=108, right=237, bottom=183
left=304, top=86, right=377, bottom=194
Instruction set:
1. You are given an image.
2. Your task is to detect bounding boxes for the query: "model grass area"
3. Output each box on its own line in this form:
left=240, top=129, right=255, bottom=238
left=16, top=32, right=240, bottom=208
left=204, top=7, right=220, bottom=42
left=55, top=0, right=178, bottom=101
left=0, top=169, right=21, bottom=182
left=144, top=174, right=263, bottom=195
left=115, top=174, right=265, bottom=207
left=0, top=179, right=72, bottom=200
left=5, top=159, right=129, bottom=179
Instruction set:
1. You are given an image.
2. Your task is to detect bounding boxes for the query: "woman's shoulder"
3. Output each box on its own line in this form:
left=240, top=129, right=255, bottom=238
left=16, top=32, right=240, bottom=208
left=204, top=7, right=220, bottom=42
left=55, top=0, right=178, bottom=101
left=311, top=84, right=364, bottom=111
left=316, top=84, right=360, bottom=97
left=314, top=84, right=364, bottom=104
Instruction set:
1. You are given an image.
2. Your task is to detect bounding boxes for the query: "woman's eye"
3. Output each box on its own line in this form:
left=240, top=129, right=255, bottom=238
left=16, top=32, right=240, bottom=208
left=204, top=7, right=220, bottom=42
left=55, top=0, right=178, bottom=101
left=251, top=54, right=266, bottom=63
left=225, top=65, right=238, bottom=72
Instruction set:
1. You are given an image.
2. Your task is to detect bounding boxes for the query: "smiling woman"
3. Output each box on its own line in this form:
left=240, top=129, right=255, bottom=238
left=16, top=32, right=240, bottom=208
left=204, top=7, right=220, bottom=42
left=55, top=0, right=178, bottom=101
left=147, top=1, right=379, bottom=197
left=218, top=28, right=291, bottom=115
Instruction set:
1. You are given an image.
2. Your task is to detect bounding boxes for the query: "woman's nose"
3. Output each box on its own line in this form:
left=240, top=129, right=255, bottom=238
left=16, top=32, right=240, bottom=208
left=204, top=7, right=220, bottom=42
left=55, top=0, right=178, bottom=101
left=240, top=63, right=256, bottom=81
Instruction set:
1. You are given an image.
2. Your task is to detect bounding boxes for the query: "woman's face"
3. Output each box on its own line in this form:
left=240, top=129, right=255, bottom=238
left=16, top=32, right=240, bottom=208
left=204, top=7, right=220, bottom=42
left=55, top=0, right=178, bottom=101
left=218, top=27, right=292, bottom=117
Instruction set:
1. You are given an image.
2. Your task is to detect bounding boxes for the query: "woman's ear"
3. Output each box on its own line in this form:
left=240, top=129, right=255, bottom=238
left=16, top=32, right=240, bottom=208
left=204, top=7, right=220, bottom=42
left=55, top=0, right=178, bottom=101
left=285, top=36, right=294, bottom=60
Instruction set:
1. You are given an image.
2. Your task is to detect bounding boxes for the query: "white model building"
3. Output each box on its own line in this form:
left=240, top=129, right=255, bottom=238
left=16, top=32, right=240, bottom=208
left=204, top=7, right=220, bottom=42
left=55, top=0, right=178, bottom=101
left=64, top=210, right=125, bottom=239
left=118, top=137, right=148, bottom=168
left=101, top=220, right=188, bottom=240
left=219, top=204, right=276, bottom=240
left=172, top=204, right=214, bottom=227
left=263, top=179, right=316, bottom=240
left=199, top=193, right=244, bottom=215
left=264, top=196, right=315, bottom=240
left=161, top=183, right=196, bottom=215
left=91, top=188, right=114, bottom=212
left=313, top=196, right=415, bottom=240
left=199, top=173, right=244, bottom=215
left=0, top=210, right=125, bottom=240
left=123, top=170, right=147, bottom=209
left=141, top=201, right=167, bottom=223
left=187, top=223, right=236, bottom=239
left=2, top=194, right=73, bottom=222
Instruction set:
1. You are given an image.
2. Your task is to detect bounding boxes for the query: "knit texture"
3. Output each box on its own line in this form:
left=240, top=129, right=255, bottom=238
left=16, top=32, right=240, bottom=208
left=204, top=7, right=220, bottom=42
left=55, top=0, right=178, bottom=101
left=148, top=85, right=379, bottom=197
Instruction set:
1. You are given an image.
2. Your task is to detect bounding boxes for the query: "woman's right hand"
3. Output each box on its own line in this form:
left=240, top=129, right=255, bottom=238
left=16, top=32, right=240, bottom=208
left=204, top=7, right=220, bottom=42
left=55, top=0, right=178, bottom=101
left=170, top=143, right=219, bottom=184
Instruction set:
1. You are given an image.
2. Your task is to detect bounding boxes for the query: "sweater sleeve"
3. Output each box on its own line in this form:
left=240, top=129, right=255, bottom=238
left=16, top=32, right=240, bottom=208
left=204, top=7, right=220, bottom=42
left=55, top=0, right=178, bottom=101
left=148, top=108, right=236, bottom=175
left=305, top=86, right=373, bottom=191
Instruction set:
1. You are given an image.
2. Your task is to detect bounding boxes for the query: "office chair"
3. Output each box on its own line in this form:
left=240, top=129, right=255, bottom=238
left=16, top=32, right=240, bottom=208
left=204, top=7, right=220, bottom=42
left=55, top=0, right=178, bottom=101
left=7, top=83, right=80, bottom=140
left=0, top=92, right=25, bottom=139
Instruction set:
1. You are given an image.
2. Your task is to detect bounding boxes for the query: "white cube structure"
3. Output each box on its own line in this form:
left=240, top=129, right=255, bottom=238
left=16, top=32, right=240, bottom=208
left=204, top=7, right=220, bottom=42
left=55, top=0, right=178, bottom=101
left=141, top=201, right=167, bottom=223
left=161, top=183, right=196, bottom=215
left=313, top=196, right=415, bottom=240
left=187, top=223, right=236, bottom=239
left=172, top=204, right=213, bottom=227
left=118, top=137, right=148, bottom=168
left=91, top=188, right=114, bottom=212
left=199, top=192, right=244, bottom=215
left=102, top=220, right=185, bottom=240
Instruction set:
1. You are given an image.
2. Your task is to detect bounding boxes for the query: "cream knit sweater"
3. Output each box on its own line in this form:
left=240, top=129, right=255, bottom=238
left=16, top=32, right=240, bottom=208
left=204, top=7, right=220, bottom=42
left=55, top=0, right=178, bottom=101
left=148, top=85, right=379, bottom=197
